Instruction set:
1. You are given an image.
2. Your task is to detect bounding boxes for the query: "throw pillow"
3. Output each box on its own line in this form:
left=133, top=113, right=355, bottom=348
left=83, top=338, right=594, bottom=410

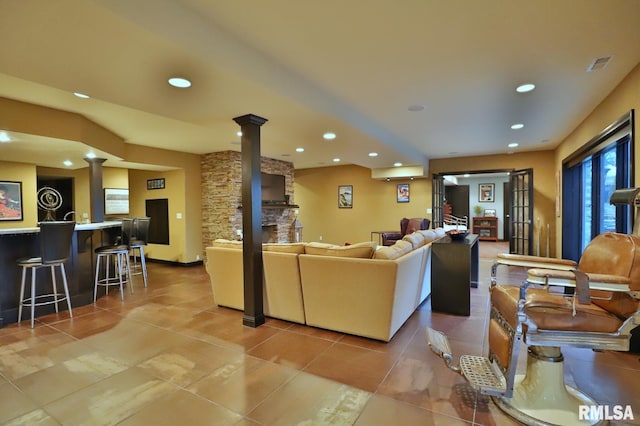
left=374, top=240, right=413, bottom=260
left=305, top=241, right=376, bottom=258
left=263, top=243, right=307, bottom=254
left=402, top=232, right=425, bottom=249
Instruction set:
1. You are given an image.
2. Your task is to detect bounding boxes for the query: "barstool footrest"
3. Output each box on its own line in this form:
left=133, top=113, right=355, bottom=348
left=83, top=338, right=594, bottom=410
left=21, top=293, right=70, bottom=307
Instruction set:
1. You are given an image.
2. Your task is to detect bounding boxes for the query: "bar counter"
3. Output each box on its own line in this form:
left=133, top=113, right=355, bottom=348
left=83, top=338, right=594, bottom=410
left=0, top=221, right=121, bottom=327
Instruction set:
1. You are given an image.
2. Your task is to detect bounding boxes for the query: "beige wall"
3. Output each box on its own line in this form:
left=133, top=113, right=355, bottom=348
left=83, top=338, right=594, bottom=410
left=295, top=165, right=430, bottom=245
left=554, top=62, right=640, bottom=255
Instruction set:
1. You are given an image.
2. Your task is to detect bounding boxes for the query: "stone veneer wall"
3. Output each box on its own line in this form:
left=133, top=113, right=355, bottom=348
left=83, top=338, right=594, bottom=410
left=201, top=150, right=296, bottom=251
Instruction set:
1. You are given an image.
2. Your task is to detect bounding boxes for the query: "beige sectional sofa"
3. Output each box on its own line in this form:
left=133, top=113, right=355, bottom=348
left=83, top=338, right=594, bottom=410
left=205, top=228, right=445, bottom=341
left=205, top=241, right=307, bottom=323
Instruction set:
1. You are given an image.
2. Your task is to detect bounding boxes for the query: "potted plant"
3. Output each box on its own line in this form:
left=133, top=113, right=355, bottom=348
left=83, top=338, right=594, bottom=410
left=474, top=205, right=483, bottom=217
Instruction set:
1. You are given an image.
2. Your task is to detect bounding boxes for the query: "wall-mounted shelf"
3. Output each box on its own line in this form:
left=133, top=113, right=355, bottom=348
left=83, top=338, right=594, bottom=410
left=472, top=216, right=498, bottom=241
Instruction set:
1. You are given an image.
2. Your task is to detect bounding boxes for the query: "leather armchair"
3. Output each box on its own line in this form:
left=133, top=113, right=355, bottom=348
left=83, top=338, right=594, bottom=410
left=381, top=217, right=430, bottom=246
left=425, top=232, right=640, bottom=425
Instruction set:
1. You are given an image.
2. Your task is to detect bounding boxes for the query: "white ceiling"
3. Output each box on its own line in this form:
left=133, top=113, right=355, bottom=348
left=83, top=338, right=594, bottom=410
left=1, top=0, right=639, bottom=172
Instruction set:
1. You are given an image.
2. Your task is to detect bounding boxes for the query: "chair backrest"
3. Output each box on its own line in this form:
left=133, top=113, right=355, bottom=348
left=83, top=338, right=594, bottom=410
left=133, top=217, right=150, bottom=245
left=120, top=218, right=134, bottom=246
left=579, top=232, right=640, bottom=291
left=39, top=221, right=75, bottom=264
left=402, top=218, right=430, bottom=235
left=579, top=232, right=640, bottom=318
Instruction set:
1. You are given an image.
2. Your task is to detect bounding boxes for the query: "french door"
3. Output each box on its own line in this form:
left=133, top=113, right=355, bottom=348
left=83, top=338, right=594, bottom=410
left=432, top=175, right=445, bottom=228
left=509, top=169, right=534, bottom=255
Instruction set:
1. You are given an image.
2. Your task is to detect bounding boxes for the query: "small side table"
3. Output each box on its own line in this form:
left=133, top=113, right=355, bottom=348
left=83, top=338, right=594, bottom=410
left=430, top=233, right=479, bottom=316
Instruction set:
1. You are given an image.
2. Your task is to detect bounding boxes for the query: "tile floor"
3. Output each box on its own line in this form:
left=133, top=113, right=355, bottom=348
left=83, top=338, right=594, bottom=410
left=0, top=242, right=639, bottom=425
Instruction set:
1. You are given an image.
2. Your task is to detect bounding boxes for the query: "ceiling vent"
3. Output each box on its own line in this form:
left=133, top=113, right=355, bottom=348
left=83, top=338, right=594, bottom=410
left=586, top=56, right=612, bottom=72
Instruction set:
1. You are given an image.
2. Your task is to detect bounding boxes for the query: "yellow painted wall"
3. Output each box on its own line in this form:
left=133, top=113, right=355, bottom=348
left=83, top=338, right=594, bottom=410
left=295, top=165, right=430, bottom=245
left=129, top=168, right=202, bottom=263
left=430, top=150, right=557, bottom=256
left=0, top=161, right=37, bottom=227
left=554, top=62, right=640, bottom=255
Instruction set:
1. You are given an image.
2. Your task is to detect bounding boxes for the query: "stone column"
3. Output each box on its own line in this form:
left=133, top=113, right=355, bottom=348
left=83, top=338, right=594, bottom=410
left=85, top=157, right=106, bottom=223
left=233, top=114, right=268, bottom=328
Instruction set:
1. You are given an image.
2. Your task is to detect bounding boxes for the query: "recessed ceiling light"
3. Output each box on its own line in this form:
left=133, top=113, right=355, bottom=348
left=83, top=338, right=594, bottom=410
left=511, top=123, right=524, bottom=130
left=168, top=77, right=191, bottom=88
left=394, top=162, right=403, bottom=167
left=508, top=142, right=519, bottom=148
left=0, top=131, right=10, bottom=143
left=368, top=152, right=378, bottom=157
left=323, top=132, right=336, bottom=140
left=516, top=83, right=535, bottom=93
left=237, top=131, right=242, bottom=137
left=296, top=147, right=304, bottom=152
left=63, top=160, right=73, bottom=166
left=86, top=152, right=96, bottom=159
left=408, top=105, right=425, bottom=112
left=332, top=158, right=341, bottom=163
left=464, top=174, right=470, bottom=178
left=73, top=92, right=90, bottom=99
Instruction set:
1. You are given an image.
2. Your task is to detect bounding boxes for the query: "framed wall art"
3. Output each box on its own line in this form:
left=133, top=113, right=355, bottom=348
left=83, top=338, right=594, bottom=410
left=479, top=183, right=495, bottom=202
left=104, top=188, right=130, bottom=215
left=147, top=178, right=165, bottom=190
left=0, top=181, right=23, bottom=221
left=338, top=185, right=353, bottom=208
left=397, top=183, right=410, bottom=203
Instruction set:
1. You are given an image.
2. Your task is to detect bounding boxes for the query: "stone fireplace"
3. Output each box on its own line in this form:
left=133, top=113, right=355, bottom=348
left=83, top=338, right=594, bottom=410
left=201, top=151, right=297, bottom=251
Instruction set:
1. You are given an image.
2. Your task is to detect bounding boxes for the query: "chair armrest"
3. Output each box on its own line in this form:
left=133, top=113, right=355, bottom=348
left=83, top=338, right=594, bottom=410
left=527, top=268, right=631, bottom=292
left=496, top=253, right=577, bottom=270
left=381, top=232, right=402, bottom=239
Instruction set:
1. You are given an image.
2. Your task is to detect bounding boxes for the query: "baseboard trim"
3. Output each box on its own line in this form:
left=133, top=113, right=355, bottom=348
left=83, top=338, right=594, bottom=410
left=146, top=258, right=204, bottom=267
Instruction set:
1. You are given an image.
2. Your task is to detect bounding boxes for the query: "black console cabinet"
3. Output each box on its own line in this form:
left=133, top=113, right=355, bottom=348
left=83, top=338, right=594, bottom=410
left=430, top=233, right=479, bottom=316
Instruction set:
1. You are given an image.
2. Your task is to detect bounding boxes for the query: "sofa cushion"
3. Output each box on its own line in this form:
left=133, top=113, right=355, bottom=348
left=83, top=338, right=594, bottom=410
left=263, top=242, right=307, bottom=254
left=402, top=232, right=425, bottom=249
left=374, top=240, right=413, bottom=260
left=305, top=241, right=376, bottom=258
left=417, top=229, right=438, bottom=244
left=212, top=239, right=243, bottom=249
left=433, top=227, right=446, bottom=238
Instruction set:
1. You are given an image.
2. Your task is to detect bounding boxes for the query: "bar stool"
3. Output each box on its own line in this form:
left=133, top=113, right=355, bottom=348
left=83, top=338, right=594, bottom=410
left=130, top=217, right=150, bottom=287
left=93, top=219, right=133, bottom=301
left=17, top=221, right=75, bottom=328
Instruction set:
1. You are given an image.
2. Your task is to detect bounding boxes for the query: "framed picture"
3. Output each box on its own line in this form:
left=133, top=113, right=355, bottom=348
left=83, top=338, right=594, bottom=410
left=338, top=185, right=353, bottom=208
left=484, top=209, right=496, bottom=217
left=104, top=188, right=130, bottom=215
left=397, top=183, right=410, bottom=203
left=147, top=178, right=165, bottom=190
left=0, top=181, right=23, bottom=221
left=479, top=183, right=495, bottom=202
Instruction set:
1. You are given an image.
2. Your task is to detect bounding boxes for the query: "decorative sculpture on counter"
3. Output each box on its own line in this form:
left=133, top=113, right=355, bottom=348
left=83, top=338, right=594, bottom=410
left=37, top=186, right=63, bottom=221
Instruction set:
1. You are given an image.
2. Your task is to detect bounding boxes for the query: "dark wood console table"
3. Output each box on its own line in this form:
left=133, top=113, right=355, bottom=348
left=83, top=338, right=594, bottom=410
left=430, top=233, right=479, bottom=316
